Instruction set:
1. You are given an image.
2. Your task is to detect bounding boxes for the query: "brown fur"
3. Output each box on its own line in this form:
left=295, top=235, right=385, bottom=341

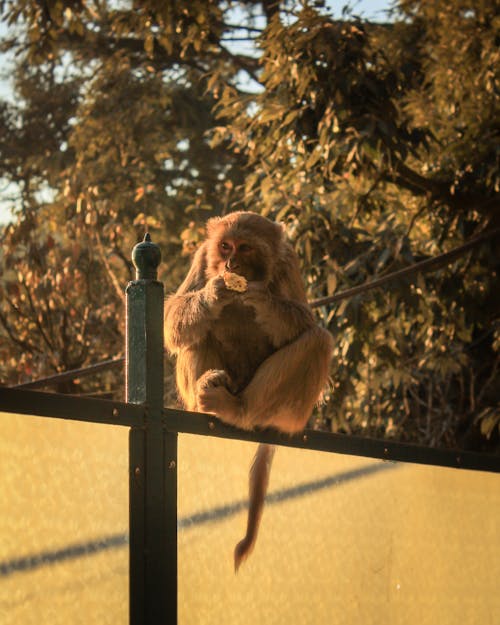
left=164, top=211, right=333, bottom=569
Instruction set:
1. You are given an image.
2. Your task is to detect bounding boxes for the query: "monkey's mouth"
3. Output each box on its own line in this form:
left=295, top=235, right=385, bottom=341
left=223, top=263, right=266, bottom=282
left=225, top=264, right=252, bottom=279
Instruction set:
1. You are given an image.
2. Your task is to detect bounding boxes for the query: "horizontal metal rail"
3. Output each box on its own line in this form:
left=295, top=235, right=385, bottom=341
left=163, top=408, right=500, bottom=474
left=0, top=387, right=144, bottom=428
left=0, top=387, right=498, bottom=473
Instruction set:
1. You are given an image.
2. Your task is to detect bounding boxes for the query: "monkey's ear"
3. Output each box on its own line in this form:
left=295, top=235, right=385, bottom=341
left=274, top=220, right=286, bottom=243
left=206, top=216, right=222, bottom=237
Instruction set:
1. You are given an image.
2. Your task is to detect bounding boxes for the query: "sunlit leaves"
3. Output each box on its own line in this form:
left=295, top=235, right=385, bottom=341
left=210, top=1, right=499, bottom=447
left=0, top=0, right=498, bottom=448
left=0, top=208, right=123, bottom=388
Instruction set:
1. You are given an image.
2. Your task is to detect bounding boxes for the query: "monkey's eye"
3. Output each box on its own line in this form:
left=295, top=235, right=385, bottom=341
left=220, top=241, right=232, bottom=254
left=238, top=244, right=253, bottom=253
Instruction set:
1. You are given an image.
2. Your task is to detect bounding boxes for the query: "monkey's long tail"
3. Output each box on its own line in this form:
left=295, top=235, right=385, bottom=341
left=234, top=443, right=276, bottom=572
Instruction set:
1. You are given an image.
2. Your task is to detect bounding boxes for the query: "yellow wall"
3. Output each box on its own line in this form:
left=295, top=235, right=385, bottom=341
left=1, top=413, right=499, bottom=625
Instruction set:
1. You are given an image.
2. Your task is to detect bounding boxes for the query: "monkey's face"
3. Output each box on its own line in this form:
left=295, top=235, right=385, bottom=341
left=205, top=212, right=284, bottom=283
left=215, top=238, right=269, bottom=281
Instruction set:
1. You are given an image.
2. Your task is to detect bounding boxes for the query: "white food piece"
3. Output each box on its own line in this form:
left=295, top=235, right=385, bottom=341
left=223, top=272, right=248, bottom=292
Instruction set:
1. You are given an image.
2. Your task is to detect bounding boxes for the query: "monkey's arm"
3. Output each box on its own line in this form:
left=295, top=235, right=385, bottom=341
left=164, top=291, right=209, bottom=351
left=165, top=276, right=237, bottom=351
left=242, top=286, right=316, bottom=347
left=164, top=243, right=223, bottom=351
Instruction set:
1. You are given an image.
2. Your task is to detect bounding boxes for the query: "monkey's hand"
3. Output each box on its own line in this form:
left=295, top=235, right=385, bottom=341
left=240, top=281, right=269, bottom=308
left=203, top=275, right=239, bottom=310
left=241, top=281, right=279, bottom=331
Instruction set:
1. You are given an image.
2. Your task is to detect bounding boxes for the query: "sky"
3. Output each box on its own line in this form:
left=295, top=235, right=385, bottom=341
left=0, top=0, right=393, bottom=225
left=328, top=0, right=393, bottom=19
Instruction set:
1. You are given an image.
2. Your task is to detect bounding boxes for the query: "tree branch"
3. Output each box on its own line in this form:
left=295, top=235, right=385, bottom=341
left=0, top=310, right=40, bottom=355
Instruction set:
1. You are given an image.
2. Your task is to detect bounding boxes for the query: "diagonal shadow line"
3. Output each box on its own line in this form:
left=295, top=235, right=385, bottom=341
left=0, top=534, right=129, bottom=579
left=0, top=461, right=397, bottom=578
left=179, top=461, right=397, bottom=528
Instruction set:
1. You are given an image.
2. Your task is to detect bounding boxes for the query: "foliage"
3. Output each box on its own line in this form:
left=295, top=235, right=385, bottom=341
left=0, top=0, right=498, bottom=449
left=0, top=207, right=122, bottom=390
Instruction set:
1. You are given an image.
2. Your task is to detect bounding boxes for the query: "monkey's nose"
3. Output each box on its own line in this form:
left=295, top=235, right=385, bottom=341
left=226, top=260, right=239, bottom=271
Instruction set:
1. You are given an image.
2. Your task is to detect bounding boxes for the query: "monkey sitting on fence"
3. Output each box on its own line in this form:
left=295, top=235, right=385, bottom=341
left=164, top=211, right=333, bottom=570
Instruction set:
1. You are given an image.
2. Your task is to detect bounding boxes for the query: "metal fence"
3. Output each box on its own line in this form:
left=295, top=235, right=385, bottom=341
left=0, top=234, right=499, bottom=625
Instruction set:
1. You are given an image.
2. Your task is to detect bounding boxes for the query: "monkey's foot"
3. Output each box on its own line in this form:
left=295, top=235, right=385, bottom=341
left=196, top=369, right=233, bottom=414
left=196, top=371, right=243, bottom=424
left=197, top=385, right=240, bottom=417
left=196, top=369, right=232, bottom=393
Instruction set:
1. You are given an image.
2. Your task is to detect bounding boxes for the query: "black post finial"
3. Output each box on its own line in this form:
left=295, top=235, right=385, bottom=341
left=131, top=233, right=161, bottom=280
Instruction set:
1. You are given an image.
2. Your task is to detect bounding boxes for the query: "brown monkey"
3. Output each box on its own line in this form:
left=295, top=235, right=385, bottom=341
left=164, top=211, right=333, bottom=570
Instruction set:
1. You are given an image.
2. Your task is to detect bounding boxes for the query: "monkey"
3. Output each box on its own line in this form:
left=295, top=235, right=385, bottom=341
left=164, top=211, right=333, bottom=570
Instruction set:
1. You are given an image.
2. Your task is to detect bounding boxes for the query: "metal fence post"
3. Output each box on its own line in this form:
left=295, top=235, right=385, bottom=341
left=126, top=233, right=177, bottom=625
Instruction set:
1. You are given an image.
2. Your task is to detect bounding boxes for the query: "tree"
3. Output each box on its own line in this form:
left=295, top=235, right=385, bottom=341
left=0, top=0, right=250, bottom=391
left=0, top=0, right=498, bottom=449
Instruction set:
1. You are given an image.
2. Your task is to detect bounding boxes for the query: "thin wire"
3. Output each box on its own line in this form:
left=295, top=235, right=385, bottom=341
left=13, top=358, right=124, bottom=390
left=310, top=227, right=499, bottom=308
left=10, top=227, right=498, bottom=389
